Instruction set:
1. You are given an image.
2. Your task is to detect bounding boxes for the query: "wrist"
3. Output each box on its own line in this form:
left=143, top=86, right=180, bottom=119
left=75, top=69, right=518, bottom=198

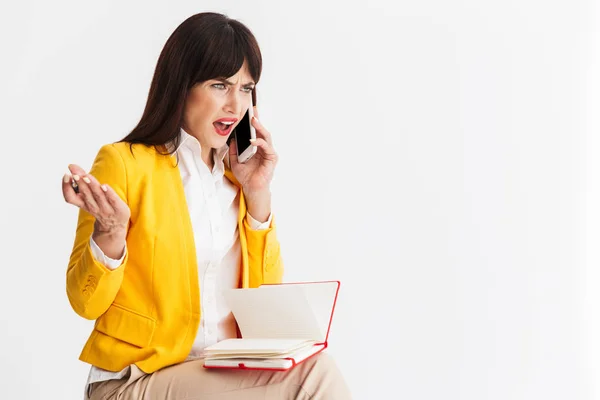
left=92, top=226, right=127, bottom=260
left=92, top=222, right=127, bottom=240
left=244, top=188, right=271, bottom=223
left=243, top=187, right=271, bottom=200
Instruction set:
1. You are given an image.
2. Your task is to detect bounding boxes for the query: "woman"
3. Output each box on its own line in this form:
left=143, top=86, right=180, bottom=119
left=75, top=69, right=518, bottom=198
left=62, top=12, right=351, bottom=400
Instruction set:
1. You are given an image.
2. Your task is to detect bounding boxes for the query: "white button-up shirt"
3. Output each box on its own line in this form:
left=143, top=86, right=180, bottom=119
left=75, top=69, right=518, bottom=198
left=84, top=128, right=271, bottom=395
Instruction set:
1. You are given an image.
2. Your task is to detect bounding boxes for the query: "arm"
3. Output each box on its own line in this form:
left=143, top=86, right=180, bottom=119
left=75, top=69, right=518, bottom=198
left=244, top=211, right=284, bottom=287
left=66, top=144, right=129, bottom=320
left=231, top=110, right=283, bottom=287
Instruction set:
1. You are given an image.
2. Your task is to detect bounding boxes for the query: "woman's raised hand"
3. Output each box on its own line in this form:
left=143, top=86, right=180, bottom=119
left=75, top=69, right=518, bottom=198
left=62, top=164, right=130, bottom=258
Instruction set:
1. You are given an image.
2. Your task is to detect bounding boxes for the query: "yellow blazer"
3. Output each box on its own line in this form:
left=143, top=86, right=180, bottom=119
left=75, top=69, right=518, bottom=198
left=66, top=142, right=284, bottom=373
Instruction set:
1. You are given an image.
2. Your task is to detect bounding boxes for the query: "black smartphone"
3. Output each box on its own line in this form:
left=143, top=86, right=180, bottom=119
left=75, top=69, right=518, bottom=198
left=232, top=98, right=257, bottom=163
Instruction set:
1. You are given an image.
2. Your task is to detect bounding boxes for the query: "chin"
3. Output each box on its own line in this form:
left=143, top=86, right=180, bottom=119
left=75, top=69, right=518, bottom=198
left=209, top=134, right=230, bottom=149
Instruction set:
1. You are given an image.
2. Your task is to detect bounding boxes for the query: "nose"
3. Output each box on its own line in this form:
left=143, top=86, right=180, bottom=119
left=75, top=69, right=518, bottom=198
left=223, top=90, right=243, bottom=116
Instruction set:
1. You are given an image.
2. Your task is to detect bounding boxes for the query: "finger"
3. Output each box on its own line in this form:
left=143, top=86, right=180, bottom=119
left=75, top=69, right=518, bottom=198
left=84, top=174, right=114, bottom=215
left=229, top=137, right=239, bottom=166
left=62, top=173, right=85, bottom=208
left=249, top=138, right=278, bottom=162
left=251, top=116, right=273, bottom=146
left=68, top=164, right=87, bottom=176
left=102, top=183, right=126, bottom=211
left=76, top=174, right=100, bottom=214
left=251, top=115, right=272, bottom=143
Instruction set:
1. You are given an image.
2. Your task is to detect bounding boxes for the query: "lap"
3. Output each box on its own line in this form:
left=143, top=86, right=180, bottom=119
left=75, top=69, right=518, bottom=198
left=90, top=352, right=348, bottom=400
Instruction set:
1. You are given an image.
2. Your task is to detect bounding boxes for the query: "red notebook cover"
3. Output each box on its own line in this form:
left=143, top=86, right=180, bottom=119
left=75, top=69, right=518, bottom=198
left=203, top=280, right=341, bottom=371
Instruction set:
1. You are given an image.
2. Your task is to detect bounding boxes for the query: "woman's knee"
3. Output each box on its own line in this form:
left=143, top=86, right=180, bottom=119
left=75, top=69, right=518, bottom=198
left=306, top=351, right=338, bottom=373
left=298, top=352, right=351, bottom=399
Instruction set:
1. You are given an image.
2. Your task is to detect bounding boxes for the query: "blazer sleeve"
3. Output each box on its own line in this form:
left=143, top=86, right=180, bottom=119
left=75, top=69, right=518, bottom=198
left=66, top=144, right=130, bottom=320
left=244, top=216, right=284, bottom=287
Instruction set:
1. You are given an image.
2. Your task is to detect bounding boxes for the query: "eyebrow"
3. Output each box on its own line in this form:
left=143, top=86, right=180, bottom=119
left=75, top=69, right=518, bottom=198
left=215, top=78, right=255, bottom=87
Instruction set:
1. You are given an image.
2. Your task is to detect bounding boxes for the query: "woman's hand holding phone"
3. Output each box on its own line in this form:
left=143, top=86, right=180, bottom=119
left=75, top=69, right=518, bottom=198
left=230, top=107, right=277, bottom=223
left=230, top=107, right=278, bottom=194
left=62, top=164, right=130, bottom=259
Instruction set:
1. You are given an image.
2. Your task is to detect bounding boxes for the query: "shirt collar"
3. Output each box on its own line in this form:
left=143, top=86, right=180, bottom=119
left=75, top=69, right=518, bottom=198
left=168, top=127, right=229, bottom=164
left=167, top=128, right=229, bottom=162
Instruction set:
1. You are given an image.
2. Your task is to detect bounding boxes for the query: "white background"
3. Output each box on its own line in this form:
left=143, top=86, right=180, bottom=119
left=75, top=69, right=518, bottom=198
left=1, top=0, right=599, bottom=399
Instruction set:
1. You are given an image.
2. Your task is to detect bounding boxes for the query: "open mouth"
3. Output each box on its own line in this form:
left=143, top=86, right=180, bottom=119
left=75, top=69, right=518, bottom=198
left=213, top=121, right=235, bottom=136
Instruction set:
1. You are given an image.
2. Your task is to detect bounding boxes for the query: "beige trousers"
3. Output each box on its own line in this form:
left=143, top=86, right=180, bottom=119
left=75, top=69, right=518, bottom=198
left=89, top=352, right=352, bottom=400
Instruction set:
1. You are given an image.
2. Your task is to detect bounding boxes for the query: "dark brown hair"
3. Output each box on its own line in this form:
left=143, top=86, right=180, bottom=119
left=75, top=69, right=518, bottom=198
left=120, top=12, right=262, bottom=154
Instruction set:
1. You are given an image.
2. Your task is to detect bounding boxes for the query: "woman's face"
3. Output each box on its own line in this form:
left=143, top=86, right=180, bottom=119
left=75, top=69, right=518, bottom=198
left=182, top=61, right=255, bottom=151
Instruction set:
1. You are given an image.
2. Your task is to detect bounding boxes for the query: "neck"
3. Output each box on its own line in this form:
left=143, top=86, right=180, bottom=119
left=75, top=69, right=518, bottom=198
left=180, top=125, right=214, bottom=170
left=201, top=146, right=214, bottom=170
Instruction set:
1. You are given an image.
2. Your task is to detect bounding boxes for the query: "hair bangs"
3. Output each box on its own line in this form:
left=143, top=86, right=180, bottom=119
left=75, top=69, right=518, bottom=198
left=192, top=22, right=262, bottom=86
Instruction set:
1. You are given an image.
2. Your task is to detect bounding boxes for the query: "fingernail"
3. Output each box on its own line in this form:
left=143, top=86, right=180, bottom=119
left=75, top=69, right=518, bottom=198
left=73, top=175, right=80, bottom=181
left=252, top=116, right=258, bottom=121
left=249, top=138, right=256, bottom=142
left=63, top=174, right=70, bottom=183
left=101, top=184, right=108, bottom=192
left=83, top=177, right=91, bottom=184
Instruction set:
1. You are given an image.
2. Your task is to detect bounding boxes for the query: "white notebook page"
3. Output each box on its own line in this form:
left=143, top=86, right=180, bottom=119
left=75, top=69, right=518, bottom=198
left=224, top=281, right=339, bottom=342
left=205, top=338, right=312, bottom=354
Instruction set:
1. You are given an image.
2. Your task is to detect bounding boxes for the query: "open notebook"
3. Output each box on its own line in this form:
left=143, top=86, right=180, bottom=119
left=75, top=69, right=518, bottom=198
left=203, top=281, right=340, bottom=371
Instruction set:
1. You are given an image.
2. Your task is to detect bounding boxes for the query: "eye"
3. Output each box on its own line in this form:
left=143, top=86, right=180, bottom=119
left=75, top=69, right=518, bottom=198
left=242, top=87, right=254, bottom=93
left=212, top=83, right=226, bottom=90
